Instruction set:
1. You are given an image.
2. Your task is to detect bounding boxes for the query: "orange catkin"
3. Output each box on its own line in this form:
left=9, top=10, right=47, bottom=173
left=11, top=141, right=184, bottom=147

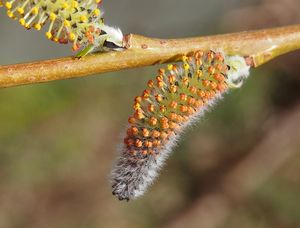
left=111, top=51, right=234, bottom=201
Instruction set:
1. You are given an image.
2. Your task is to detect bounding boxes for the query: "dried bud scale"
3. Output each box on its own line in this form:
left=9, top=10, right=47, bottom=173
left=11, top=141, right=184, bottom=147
left=1, top=0, right=123, bottom=55
left=111, top=51, right=250, bottom=201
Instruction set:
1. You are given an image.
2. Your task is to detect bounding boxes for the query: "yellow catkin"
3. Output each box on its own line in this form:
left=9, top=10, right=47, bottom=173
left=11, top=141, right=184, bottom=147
left=2, top=0, right=104, bottom=51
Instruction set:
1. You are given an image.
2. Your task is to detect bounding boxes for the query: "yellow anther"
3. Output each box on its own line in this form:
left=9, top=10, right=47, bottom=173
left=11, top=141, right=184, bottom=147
left=183, top=63, right=190, bottom=71
left=72, top=1, right=78, bottom=8
left=62, top=3, right=68, bottom=9
left=31, top=7, right=38, bottom=15
left=196, top=70, right=203, bottom=77
left=5, top=2, right=12, bottom=9
left=80, top=15, right=87, bottom=22
left=49, top=13, right=56, bottom=21
left=182, top=55, right=188, bottom=62
left=17, top=7, right=24, bottom=14
left=19, top=18, right=25, bottom=26
left=93, top=9, right=100, bottom=16
left=69, top=33, right=76, bottom=41
left=45, top=32, right=52, bottom=39
left=34, top=23, right=41, bottom=30
left=133, top=102, right=141, bottom=110
left=64, top=20, right=71, bottom=27
left=7, top=10, right=14, bottom=18
left=167, top=64, right=174, bottom=71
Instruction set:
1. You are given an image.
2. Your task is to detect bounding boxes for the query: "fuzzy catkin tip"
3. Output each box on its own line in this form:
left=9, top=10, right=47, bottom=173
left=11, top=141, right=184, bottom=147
left=1, top=0, right=123, bottom=53
left=110, top=51, right=251, bottom=201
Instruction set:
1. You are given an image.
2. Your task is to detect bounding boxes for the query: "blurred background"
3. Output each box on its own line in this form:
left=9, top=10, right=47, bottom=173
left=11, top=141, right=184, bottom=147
left=0, top=0, right=300, bottom=227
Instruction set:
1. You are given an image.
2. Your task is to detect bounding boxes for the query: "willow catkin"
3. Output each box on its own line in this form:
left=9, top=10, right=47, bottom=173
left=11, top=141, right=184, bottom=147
left=1, top=0, right=123, bottom=53
left=111, top=51, right=250, bottom=201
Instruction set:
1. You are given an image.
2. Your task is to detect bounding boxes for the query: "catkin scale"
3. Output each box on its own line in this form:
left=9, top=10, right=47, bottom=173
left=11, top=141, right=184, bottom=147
left=111, top=51, right=235, bottom=201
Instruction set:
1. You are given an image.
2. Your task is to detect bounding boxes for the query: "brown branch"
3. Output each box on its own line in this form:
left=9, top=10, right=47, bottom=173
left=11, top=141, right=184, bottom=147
left=0, top=24, right=300, bottom=88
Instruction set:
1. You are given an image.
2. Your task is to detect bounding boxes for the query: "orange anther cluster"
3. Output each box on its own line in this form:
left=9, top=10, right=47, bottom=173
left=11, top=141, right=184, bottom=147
left=207, top=66, right=215, bottom=74
left=128, top=117, right=136, bottom=124
left=152, top=130, right=161, bottom=138
left=216, top=64, right=224, bottom=72
left=147, top=80, right=154, bottom=88
left=157, top=81, right=164, bottom=88
left=189, top=86, right=197, bottom=94
left=148, top=104, right=155, bottom=112
left=182, top=77, right=189, bottom=86
left=187, top=97, right=196, bottom=105
left=187, top=107, right=195, bottom=115
left=156, top=75, right=163, bottom=82
left=135, top=96, right=142, bottom=103
left=144, top=141, right=153, bottom=148
left=153, top=140, right=161, bottom=147
left=195, top=51, right=204, bottom=58
left=160, top=117, right=168, bottom=124
left=180, top=105, right=188, bottom=113
left=169, top=122, right=179, bottom=130
left=135, top=139, right=143, bottom=148
left=155, top=94, right=163, bottom=102
left=214, top=73, right=225, bottom=82
left=207, top=51, right=214, bottom=60
left=215, top=53, right=224, bottom=62
left=160, top=132, right=168, bottom=140
left=127, top=127, right=139, bottom=136
left=195, top=99, right=204, bottom=108
left=134, top=109, right=144, bottom=120
left=160, top=105, right=166, bottom=113
left=124, top=138, right=134, bottom=146
left=123, top=51, right=229, bottom=157
left=202, top=80, right=210, bottom=87
left=170, top=85, right=177, bottom=93
left=169, top=113, right=178, bottom=121
left=142, top=89, right=151, bottom=99
left=197, top=90, right=206, bottom=98
left=170, top=101, right=178, bottom=109
left=210, top=82, right=218, bottom=90
left=161, top=123, right=169, bottom=130
left=180, top=93, right=188, bottom=101
left=158, top=68, right=165, bottom=74
left=142, top=128, right=150, bottom=137
left=169, top=75, right=176, bottom=84
left=149, top=117, right=158, bottom=126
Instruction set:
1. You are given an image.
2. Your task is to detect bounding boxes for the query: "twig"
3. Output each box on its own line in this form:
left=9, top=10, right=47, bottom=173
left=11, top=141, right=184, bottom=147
left=0, top=24, right=300, bottom=88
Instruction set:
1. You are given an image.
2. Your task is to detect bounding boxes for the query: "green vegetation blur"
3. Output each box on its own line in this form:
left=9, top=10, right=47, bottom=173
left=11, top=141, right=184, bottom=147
left=0, top=0, right=299, bottom=227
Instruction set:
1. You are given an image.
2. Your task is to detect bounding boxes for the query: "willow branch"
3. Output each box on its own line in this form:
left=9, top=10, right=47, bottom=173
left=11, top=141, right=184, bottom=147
left=0, top=24, right=300, bottom=88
